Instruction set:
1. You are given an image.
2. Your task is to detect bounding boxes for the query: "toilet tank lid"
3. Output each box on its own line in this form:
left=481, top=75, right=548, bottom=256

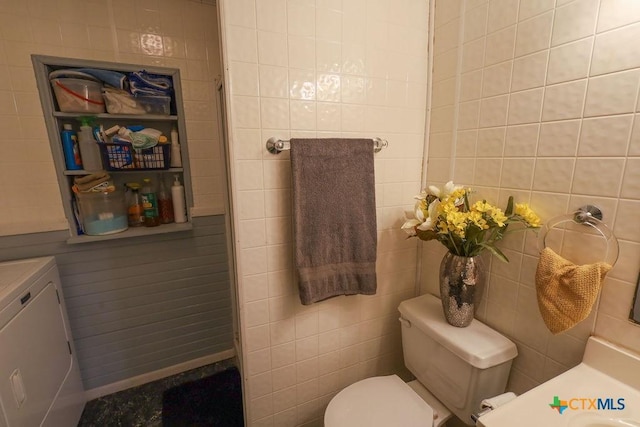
left=398, top=294, right=517, bottom=369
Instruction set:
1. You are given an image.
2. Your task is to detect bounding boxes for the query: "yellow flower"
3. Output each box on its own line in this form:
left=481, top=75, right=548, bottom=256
left=468, top=210, right=488, bottom=229
left=472, top=200, right=491, bottom=213
left=488, top=208, right=508, bottom=227
left=445, top=211, right=468, bottom=238
left=515, top=203, right=541, bottom=228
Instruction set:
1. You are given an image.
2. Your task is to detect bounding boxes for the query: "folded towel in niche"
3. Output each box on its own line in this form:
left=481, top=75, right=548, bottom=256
left=76, top=68, right=128, bottom=90
left=129, top=70, right=173, bottom=96
left=535, top=247, right=612, bottom=334
left=73, top=172, right=111, bottom=192
left=291, top=138, right=377, bottom=305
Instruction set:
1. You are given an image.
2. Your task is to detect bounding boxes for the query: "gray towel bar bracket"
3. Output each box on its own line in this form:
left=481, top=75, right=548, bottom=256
left=266, top=137, right=389, bottom=154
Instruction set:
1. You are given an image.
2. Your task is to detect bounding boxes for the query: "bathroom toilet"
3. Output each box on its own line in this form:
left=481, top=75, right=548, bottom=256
left=324, top=293, right=518, bottom=426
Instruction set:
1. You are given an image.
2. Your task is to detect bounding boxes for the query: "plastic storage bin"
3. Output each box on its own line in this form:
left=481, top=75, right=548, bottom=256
left=51, top=78, right=105, bottom=113
left=103, top=91, right=171, bottom=115
left=136, top=95, right=171, bottom=115
left=102, top=89, right=146, bottom=115
left=99, top=142, right=171, bottom=170
left=76, top=190, right=128, bottom=235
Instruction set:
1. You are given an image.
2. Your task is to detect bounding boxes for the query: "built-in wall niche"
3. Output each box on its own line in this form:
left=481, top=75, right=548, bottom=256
left=32, top=55, right=194, bottom=243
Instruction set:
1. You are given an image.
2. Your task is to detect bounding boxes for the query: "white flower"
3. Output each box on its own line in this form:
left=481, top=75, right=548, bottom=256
left=427, top=184, right=441, bottom=197
left=418, top=200, right=439, bottom=231
left=414, top=200, right=426, bottom=222
left=443, top=181, right=463, bottom=197
left=428, top=181, right=462, bottom=199
left=414, top=190, right=427, bottom=201
left=401, top=219, right=420, bottom=236
left=402, top=199, right=440, bottom=235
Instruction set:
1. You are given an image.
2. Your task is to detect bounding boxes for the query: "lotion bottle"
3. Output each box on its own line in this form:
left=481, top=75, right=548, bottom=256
left=170, top=127, right=182, bottom=168
left=171, top=174, right=187, bottom=223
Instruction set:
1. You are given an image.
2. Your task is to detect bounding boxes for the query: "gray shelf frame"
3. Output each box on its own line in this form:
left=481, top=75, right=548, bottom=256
left=32, top=55, right=194, bottom=243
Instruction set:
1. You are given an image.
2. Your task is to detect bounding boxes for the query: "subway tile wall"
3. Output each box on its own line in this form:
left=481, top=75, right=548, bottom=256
left=219, top=0, right=429, bottom=425
left=0, top=0, right=224, bottom=236
left=426, top=0, right=640, bottom=396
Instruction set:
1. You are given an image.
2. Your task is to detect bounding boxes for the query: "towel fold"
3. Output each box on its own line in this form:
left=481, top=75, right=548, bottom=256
left=74, top=172, right=111, bottom=192
left=129, top=70, right=173, bottom=96
left=291, top=138, right=377, bottom=305
left=535, top=247, right=611, bottom=334
left=76, top=68, right=128, bottom=90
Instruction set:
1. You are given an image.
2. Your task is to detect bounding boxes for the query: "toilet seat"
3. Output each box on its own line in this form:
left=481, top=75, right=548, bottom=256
left=324, top=375, right=434, bottom=427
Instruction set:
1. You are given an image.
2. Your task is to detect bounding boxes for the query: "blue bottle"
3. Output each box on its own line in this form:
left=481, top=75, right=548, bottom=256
left=61, top=124, right=82, bottom=170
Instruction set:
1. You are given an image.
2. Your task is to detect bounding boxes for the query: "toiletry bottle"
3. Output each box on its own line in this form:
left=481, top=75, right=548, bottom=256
left=170, top=127, right=182, bottom=168
left=61, top=124, right=82, bottom=170
left=78, top=117, right=103, bottom=171
left=171, top=174, right=187, bottom=223
left=157, top=177, right=174, bottom=224
left=141, top=178, right=160, bottom=227
left=126, top=183, right=145, bottom=227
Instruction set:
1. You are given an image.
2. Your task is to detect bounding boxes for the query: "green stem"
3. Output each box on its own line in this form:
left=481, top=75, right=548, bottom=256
left=447, top=233, right=461, bottom=255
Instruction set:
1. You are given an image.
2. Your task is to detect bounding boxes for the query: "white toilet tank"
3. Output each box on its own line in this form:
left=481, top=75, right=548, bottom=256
left=398, top=294, right=517, bottom=426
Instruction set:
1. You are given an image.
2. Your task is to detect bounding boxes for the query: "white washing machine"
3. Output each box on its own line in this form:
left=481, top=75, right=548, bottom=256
left=0, top=257, right=85, bottom=427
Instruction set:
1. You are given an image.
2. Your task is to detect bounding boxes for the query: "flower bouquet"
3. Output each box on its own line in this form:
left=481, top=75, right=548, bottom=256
left=402, top=181, right=542, bottom=326
left=402, top=181, right=541, bottom=262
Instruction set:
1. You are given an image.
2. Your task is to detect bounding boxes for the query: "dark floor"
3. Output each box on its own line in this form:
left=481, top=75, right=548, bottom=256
left=78, top=358, right=238, bottom=427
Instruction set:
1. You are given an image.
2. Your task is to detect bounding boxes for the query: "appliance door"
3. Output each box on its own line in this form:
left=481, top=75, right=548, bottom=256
left=0, top=282, right=72, bottom=427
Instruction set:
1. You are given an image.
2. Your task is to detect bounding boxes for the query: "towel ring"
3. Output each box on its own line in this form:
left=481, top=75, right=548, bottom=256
left=537, top=205, right=619, bottom=266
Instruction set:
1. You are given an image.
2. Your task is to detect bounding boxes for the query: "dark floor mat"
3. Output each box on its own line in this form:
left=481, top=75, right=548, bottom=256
left=161, top=366, right=243, bottom=427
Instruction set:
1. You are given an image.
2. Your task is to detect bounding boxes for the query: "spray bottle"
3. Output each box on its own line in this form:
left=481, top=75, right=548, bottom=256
left=77, top=116, right=103, bottom=171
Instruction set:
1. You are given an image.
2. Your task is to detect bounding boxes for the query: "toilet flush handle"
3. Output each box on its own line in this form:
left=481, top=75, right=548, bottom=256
left=398, top=316, right=411, bottom=328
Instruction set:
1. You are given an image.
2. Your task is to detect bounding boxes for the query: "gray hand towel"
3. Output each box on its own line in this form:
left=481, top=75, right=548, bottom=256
left=290, top=138, right=377, bottom=305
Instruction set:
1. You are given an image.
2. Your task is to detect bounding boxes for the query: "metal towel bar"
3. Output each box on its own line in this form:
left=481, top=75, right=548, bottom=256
left=266, top=137, right=389, bottom=154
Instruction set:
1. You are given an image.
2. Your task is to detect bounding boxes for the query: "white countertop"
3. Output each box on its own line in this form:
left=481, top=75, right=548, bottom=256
left=478, top=337, right=640, bottom=427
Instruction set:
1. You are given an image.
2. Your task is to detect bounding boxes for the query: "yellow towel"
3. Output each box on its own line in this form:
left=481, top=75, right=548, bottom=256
left=535, top=247, right=611, bottom=334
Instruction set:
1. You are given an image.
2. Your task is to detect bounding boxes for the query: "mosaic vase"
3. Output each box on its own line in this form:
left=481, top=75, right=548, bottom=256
left=439, top=252, right=486, bottom=327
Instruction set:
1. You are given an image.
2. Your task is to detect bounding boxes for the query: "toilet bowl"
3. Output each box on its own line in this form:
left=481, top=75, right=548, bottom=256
left=324, top=375, right=434, bottom=427
left=324, top=293, right=518, bottom=427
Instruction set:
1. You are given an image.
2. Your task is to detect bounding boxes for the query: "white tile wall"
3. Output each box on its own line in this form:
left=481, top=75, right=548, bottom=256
left=547, top=38, right=593, bottom=85
left=542, top=80, right=587, bottom=121
left=551, top=0, right=599, bottom=47
left=511, top=50, right=548, bottom=91
left=428, top=0, right=640, bottom=399
left=0, top=0, right=225, bottom=236
left=515, top=11, right=553, bottom=57
left=220, top=0, right=428, bottom=424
